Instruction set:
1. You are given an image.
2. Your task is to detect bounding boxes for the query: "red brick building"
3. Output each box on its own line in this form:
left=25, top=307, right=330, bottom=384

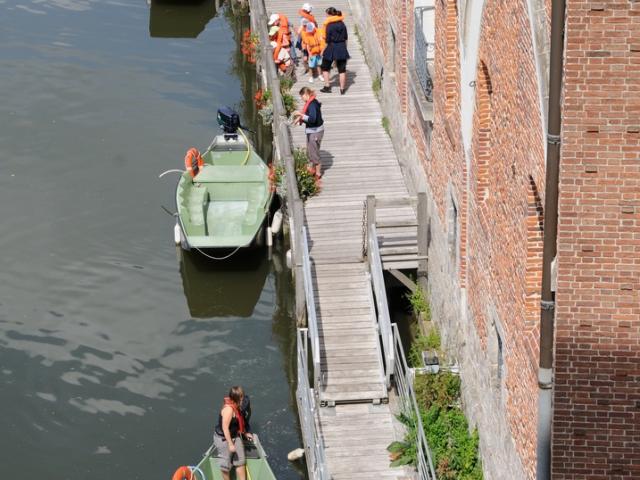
left=351, top=0, right=638, bottom=478
left=553, top=2, right=640, bottom=478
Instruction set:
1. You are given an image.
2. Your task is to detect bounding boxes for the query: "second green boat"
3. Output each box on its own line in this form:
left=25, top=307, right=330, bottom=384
left=171, top=435, right=277, bottom=480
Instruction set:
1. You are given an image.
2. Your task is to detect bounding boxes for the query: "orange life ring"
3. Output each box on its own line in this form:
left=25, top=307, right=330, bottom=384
left=172, top=465, right=192, bottom=480
left=184, top=148, right=204, bottom=178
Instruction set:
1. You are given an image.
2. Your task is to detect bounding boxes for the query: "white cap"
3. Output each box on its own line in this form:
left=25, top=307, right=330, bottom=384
left=268, top=13, right=279, bottom=25
left=302, top=3, right=312, bottom=12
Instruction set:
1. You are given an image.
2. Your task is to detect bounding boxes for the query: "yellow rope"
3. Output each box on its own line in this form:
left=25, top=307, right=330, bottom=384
left=239, top=128, right=251, bottom=166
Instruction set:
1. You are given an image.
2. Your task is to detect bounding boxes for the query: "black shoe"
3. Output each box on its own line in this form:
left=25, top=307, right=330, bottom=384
left=320, top=86, right=331, bottom=93
left=340, top=88, right=345, bottom=95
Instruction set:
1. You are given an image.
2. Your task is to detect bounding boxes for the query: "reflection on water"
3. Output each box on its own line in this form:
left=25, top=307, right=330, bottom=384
left=0, top=0, right=302, bottom=478
left=149, top=0, right=219, bottom=38
left=179, top=249, right=269, bottom=318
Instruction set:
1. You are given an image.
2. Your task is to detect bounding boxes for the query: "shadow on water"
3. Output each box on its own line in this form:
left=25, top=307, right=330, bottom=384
left=149, top=0, right=220, bottom=39
left=178, top=248, right=269, bottom=318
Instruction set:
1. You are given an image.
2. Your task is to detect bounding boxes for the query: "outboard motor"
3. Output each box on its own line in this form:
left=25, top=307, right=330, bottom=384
left=217, top=107, right=240, bottom=136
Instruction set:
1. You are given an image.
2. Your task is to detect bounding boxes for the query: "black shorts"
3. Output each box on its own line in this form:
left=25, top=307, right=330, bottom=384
left=321, top=58, right=347, bottom=73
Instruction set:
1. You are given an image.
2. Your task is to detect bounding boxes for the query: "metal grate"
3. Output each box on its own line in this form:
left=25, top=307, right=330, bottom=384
left=414, top=7, right=435, bottom=102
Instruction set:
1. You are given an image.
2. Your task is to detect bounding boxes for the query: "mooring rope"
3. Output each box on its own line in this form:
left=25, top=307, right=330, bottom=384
left=193, top=246, right=242, bottom=261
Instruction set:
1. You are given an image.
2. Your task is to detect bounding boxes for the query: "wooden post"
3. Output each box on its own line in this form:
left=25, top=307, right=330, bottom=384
left=366, top=195, right=376, bottom=258
left=417, top=192, right=428, bottom=287
left=293, top=198, right=307, bottom=327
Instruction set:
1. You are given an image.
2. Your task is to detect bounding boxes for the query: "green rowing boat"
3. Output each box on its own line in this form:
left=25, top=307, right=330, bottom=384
left=174, top=108, right=272, bottom=251
left=173, top=435, right=277, bottom=480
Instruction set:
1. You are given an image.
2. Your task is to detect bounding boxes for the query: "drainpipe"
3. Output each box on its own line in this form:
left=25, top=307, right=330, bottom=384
left=536, top=0, right=565, bottom=479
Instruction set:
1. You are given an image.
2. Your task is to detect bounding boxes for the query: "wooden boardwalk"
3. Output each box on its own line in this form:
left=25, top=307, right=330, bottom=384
left=264, top=0, right=415, bottom=478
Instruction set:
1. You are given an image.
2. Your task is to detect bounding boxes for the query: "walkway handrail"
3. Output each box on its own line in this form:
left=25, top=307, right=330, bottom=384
left=296, top=328, right=330, bottom=480
left=301, top=226, right=321, bottom=391
left=392, top=323, right=437, bottom=479
left=368, top=222, right=394, bottom=388
left=249, top=0, right=306, bottom=324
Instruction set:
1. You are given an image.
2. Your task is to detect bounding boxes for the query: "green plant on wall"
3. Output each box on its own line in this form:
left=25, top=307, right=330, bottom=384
left=282, top=91, right=297, bottom=116
left=382, top=116, right=391, bottom=136
left=408, top=329, right=441, bottom=367
left=387, top=412, right=418, bottom=467
left=424, top=406, right=483, bottom=480
left=292, top=147, right=321, bottom=200
left=372, top=75, right=382, bottom=99
left=414, top=372, right=460, bottom=410
left=280, top=76, right=294, bottom=93
left=407, top=287, right=431, bottom=320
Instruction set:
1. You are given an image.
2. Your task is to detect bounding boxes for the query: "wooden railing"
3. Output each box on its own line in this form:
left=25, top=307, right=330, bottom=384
left=249, top=0, right=306, bottom=325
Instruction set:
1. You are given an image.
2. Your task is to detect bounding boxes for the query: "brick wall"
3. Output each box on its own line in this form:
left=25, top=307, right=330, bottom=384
left=552, top=2, right=640, bottom=478
left=463, top=1, right=547, bottom=477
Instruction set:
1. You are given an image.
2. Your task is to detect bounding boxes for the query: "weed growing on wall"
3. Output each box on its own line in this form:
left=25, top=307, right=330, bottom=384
left=388, top=292, right=483, bottom=479
left=372, top=75, right=382, bottom=100
left=408, top=329, right=441, bottom=367
left=382, top=116, right=391, bottom=136
left=282, top=92, right=297, bottom=117
left=407, top=287, right=431, bottom=320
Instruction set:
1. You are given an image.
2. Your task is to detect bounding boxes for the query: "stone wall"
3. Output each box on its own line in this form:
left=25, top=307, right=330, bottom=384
left=552, top=2, right=640, bottom=478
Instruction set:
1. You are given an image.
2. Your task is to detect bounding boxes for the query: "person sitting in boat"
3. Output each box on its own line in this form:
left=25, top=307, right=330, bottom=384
left=213, top=386, right=253, bottom=480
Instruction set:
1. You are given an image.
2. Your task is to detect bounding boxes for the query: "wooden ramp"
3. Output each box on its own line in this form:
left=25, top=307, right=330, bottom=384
left=264, top=0, right=412, bottom=478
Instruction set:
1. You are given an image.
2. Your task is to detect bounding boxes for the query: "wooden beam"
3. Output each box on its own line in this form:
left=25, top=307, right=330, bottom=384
left=388, top=269, right=417, bottom=292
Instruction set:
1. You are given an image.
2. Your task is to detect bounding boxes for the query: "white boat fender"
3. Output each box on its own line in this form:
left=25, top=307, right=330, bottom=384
left=174, top=222, right=181, bottom=245
left=287, top=448, right=305, bottom=462
left=266, top=226, right=273, bottom=247
left=285, top=249, right=292, bottom=269
left=270, top=209, right=283, bottom=235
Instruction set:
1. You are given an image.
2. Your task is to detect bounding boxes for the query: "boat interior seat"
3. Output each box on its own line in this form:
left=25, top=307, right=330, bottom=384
left=186, top=186, right=208, bottom=235
left=194, top=165, right=264, bottom=184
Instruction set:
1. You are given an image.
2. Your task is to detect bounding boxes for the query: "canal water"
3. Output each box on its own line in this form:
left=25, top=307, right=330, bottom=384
left=0, top=1, right=304, bottom=479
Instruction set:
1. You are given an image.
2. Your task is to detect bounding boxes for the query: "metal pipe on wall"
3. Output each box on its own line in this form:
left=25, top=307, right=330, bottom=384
left=536, top=0, right=566, bottom=478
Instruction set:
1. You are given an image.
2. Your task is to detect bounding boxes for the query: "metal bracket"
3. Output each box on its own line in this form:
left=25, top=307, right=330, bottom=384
left=541, top=300, right=555, bottom=311
left=547, top=134, right=561, bottom=145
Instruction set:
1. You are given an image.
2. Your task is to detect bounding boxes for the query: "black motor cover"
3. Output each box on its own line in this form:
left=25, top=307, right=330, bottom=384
left=217, top=106, right=240, bottom=134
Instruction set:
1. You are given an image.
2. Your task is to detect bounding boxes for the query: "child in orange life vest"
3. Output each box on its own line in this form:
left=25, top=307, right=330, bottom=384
left=300, top=20, right=324, bottom=82
left=270, top=40, right=293, bottom=76
left=297, top=3, right=317, bottom=73
left=268, top=13, right=296, bottom=64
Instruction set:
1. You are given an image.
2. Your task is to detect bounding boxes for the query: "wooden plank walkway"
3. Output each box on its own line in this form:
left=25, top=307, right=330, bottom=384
left=264, top=1, right=413, bottom=478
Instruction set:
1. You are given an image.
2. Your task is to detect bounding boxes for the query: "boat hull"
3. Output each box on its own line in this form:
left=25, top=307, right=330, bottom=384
left=185, top=435, right=277, bottom=480
left=176, top=134, right=272, bottom=251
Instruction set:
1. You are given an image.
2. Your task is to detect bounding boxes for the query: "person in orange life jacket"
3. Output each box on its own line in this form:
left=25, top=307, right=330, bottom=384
left=300, top=20, right=323, bottom=82
left=270, top=40, right=293, bottom=76
left=213, top=386, right=253, bottom=480
left=292, top=87, right=324, bottom=177
left=268, top=13, right=297, bottom=64
left=297, top=3, right=317, bottom=72
left=320, top=7, right=350, bottom=95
